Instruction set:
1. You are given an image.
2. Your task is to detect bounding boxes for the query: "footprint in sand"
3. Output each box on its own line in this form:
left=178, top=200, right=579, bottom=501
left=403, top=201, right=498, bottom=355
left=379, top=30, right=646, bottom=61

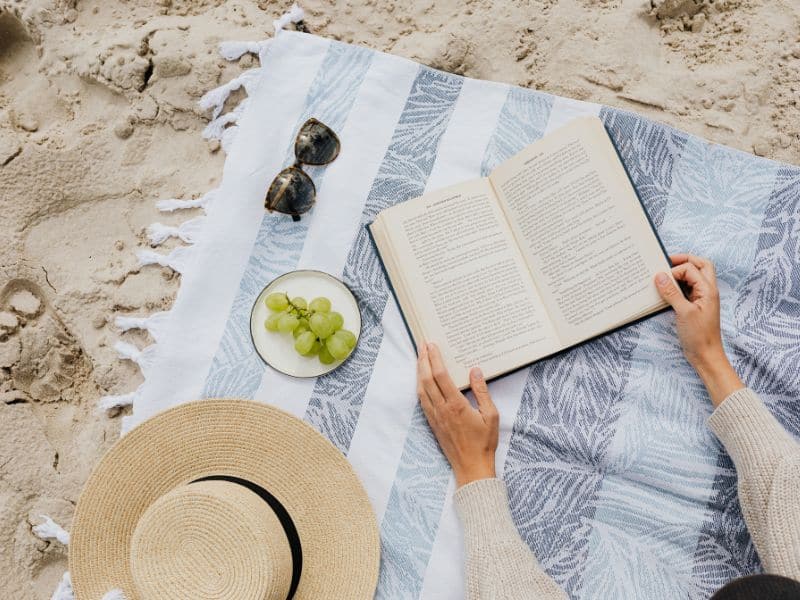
left=0, top=279, right=92, bottom=405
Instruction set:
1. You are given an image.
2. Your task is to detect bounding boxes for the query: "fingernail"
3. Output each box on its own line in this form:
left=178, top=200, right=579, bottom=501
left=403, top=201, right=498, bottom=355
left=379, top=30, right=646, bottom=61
left=655, top=272, right=669, bottom=285
left=471, top=367, right=483, bottom=379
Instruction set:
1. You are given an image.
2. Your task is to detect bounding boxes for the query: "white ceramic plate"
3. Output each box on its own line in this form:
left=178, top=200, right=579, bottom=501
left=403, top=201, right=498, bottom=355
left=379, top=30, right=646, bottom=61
left=250, top=270, right=361, bottom=378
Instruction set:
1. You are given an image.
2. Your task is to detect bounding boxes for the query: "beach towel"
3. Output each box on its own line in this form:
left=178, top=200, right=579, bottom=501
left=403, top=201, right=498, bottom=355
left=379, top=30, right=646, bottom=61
left=107, top=23, right=800, bottom=600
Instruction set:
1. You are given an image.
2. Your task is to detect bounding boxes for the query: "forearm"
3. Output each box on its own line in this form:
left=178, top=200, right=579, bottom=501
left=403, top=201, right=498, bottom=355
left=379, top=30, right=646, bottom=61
left=455, top=478, right=567, bottom=600
left=693, top=349, right=745, bottom=408
left=708, top=388, right=800, bottom=577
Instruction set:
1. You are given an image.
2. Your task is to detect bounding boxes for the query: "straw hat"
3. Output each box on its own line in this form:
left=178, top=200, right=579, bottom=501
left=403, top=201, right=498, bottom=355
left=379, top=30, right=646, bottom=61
left=69, top=399, right=380, bottom=599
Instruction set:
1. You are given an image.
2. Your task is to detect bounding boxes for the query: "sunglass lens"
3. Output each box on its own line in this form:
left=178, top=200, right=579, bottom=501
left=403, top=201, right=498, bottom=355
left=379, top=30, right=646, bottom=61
left=265, top=167, right=316, bottom=216
left=295, top=118, right=340, bottom=165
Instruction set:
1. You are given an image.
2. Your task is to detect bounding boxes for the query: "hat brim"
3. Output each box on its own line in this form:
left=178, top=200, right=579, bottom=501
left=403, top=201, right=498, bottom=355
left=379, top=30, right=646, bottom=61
left=69, top=399, right=380, bottom=599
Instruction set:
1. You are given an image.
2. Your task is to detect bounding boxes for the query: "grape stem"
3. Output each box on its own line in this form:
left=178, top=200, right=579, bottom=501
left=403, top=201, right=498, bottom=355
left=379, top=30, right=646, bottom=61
left=284, top=293, right=311, bottom=319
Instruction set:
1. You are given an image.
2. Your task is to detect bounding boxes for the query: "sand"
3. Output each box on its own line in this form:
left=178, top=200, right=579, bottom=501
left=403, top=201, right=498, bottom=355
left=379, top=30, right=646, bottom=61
left=0, top=0, right=797, bottom=597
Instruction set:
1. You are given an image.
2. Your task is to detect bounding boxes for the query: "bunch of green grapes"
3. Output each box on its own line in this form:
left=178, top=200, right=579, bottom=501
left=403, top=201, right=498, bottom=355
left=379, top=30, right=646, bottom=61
left=264, top=292, right=357, bottom=364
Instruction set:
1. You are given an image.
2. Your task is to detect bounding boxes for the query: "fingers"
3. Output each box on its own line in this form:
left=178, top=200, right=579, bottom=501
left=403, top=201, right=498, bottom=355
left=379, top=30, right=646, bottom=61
left=427, top=343, right=461, bottom=400
left=417, top=343, right=445, bottom=406
left=470, top=367, right=499, bottom=428
left=654, top=271, right=692, bottom=312
left=669, top=254, right=717, bottom=283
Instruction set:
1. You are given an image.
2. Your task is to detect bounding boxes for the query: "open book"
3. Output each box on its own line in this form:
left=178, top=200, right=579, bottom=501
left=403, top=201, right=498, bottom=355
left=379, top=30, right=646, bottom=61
left=369, top=116, right=673, bottom=389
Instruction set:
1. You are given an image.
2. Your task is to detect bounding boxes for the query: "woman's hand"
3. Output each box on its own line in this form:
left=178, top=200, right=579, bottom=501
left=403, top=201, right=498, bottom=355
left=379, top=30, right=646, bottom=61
left=654, top=254, right=743, bottom=407
left=417, top=343, right=499, bottom=487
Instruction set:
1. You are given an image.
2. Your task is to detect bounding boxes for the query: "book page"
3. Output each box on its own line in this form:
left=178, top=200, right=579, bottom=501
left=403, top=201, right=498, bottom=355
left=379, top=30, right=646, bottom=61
left=489, top=116, right=670, bottom=347
left=373, top=178, right=560, bottom=389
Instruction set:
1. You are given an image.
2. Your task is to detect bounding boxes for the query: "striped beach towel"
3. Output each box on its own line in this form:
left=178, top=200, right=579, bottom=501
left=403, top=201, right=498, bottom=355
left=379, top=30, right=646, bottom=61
left=111, top=27, right=800, bottom=599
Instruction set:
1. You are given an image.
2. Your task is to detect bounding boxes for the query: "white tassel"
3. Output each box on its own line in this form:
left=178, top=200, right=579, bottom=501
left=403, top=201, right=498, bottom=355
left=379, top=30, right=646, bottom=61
left=114, top=311, right=168, bottom=335
left=114, top=341, right=157, bottom=373
left=202, top=110, right=238, bottom=141
left=198, top=68, right=261, bottom=119
left=273, top=2, right=304, bottom=33
left=33, top=515, right=70, bottom=545
left=114, top=341, right=143, bottom=365
left=218, top=40, right=266, bottom=61
left=156, top=194, right=210, bottom=212
left=146, top=217, right=204, bottom=246
left=50, top=572, right=73, bottom=600
left=114, top=315, right=150, bottom=331
left=136, top=247, right=190, bottom=273
left=102, top=589, right=127, bottom=600
left=97, top=389, right=138, bottom=414
left=202, top=96, right=251, bottom=141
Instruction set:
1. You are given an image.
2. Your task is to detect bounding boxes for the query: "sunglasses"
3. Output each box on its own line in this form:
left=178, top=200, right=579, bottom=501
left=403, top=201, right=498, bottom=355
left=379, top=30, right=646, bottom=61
left=265, top=118, right=341, bottom=221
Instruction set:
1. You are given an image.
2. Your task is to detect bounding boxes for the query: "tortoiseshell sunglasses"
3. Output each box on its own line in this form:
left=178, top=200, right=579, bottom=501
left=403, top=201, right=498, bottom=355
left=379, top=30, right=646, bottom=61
left=265, top=118, right=340, bottom=221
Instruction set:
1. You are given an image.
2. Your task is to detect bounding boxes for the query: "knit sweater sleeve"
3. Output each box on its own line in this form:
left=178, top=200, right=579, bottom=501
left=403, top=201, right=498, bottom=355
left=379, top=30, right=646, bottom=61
left=454, top=478, right=567, bottom=599
left=707, top=388, right=800, bottom=579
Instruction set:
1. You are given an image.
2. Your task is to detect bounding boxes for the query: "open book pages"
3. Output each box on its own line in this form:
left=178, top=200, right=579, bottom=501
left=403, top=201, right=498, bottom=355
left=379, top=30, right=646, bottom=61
left=370, top=116, right=672, bottom=389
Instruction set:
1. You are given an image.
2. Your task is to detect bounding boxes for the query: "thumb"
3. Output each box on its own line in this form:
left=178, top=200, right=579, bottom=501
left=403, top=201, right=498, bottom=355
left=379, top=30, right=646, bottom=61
left=655, top=272, right=690, bottom=312
left=470, top=368, right=498, bottom=423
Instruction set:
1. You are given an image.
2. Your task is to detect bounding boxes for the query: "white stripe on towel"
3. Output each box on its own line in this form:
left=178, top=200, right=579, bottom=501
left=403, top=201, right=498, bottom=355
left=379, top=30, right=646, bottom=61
left=544, top=95, right=602, bottom=134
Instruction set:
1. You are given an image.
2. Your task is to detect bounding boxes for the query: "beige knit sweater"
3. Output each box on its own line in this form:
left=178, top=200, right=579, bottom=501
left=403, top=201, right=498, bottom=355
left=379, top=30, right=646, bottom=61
left=454, top=388, right=800, bottom=599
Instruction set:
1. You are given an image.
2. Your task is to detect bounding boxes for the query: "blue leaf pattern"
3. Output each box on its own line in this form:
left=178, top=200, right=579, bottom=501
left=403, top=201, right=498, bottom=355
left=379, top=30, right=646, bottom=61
left=202, top=42, right=373, bottom=399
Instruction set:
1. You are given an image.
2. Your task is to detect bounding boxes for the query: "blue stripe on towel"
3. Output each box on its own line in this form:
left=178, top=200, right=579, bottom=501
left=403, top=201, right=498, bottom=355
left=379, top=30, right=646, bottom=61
left=578, top=132, right=778, bottom=599
left=691, top=164, right=798, bottom=595
left=303, top=66, right=463, bottom=453
left=502, top=108, right=690, bottom=598
left=202, top=42, right=373, bottom=399
left=375, top=86, right=553, bottom=600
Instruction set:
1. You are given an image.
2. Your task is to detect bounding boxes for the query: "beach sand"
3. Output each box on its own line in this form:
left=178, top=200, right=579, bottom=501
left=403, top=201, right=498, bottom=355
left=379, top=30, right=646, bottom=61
left=0, top=0, right=797, bottom=596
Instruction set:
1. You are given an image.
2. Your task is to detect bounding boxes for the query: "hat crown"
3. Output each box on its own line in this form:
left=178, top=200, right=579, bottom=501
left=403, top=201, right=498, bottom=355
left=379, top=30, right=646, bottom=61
left=130, top=479, right=293, bottom=600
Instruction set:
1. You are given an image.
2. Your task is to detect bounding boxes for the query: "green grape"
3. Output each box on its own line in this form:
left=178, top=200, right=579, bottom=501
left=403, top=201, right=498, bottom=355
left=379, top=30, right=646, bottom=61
left=335, top=329, right=357, bottom=349
left=264, top=313, right=281, bottom=332
left=292, top=323, right=310, bottom=339
left=265, top=292, right=289, bottom=312
left=294, top=331, right=316, bottom=355
left=318, top=346, right=335, bottom=364
left=328, top=311, right=344, bottom=331
left=277, top=313, right=299, bottom=333
left=291, top=296, right=307, bottom=310
left=309, top=296, right=331, bottom=313
left=307, top=339, right=322, bottom=356
left=297, top=317, right=309, bottom=329
left=309, top=312, right=334, bottom=339
left=326, top=335, right=350, bottom=360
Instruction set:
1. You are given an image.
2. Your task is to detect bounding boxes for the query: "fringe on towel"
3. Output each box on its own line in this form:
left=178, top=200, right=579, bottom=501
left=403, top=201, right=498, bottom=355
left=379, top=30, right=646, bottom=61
left=156, top=192, right=213, bottom=212
left=219, top=40, right=269, bottom=61
left=49, top=573, right=127, bottom=600
left=147, top=217, right=205, bottom=245
left=198, top=67, right=262, bottom=120
left=136, top=246, right=191, bottom=273
left=97, top=384, right=142, bottom=414
left=115, top=311, right=169, bottom=339
left=273, top=2, right=304, bottom=33
left=51, top=572, right=73, bottom=600
left=33, top=515, right=70, bottom=545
